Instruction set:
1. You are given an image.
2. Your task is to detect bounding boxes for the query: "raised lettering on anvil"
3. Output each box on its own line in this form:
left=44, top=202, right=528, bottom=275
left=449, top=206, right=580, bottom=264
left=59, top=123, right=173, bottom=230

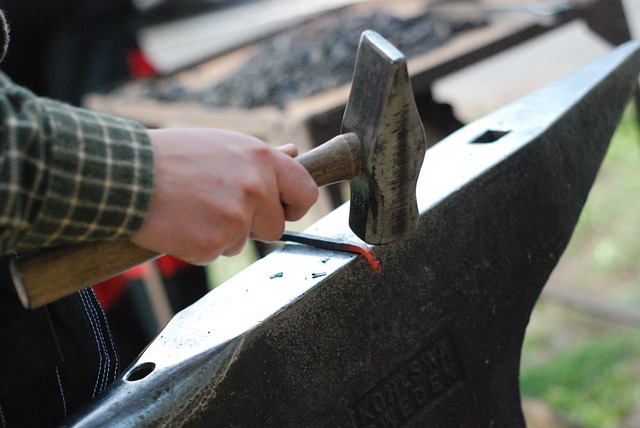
left=348, top=336, right=463, bottom=427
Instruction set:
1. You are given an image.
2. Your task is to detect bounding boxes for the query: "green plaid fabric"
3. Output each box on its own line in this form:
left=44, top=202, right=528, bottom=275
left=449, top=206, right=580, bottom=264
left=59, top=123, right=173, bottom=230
left=0, top=10, right=7, bottom=63
left=0, top=72, right=153, bottom=255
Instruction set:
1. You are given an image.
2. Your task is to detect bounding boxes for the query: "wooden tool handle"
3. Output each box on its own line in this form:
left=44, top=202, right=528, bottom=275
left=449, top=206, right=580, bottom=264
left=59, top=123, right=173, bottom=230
left=12, top=241, right=159, bottom=309
left=296, top=132, right=362, bottom=186
left=11, top=133, right=362, bottom=309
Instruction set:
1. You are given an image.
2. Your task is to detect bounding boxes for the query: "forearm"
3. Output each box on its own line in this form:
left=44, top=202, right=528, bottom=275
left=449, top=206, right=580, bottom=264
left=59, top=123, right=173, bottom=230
left=0, top=73, right=154, bottom=255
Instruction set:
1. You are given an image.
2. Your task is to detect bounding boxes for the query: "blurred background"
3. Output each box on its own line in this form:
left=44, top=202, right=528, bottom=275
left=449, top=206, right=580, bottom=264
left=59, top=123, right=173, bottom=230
left=2, top=1, right=638, bottom=426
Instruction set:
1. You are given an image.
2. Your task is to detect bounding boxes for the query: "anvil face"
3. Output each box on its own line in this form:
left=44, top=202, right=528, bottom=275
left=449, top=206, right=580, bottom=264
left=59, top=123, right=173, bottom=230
left=62, top=42, right=640, bottom=427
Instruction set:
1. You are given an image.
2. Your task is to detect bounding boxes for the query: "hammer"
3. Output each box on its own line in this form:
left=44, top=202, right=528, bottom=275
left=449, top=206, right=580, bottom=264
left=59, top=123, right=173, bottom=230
left=10, top=30, right=427, bottom=309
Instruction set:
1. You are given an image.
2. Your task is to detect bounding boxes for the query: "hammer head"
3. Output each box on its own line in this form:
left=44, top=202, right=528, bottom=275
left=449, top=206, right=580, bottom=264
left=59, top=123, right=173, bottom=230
left=343, top=31, right=427, bottom=245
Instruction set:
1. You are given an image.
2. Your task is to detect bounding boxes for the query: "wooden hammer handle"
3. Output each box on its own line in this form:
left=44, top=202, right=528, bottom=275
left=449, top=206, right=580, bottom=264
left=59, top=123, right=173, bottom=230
left=11, top=241, right=160, bottom=309
left=11, top=133, right=362, bottom=309
left=296, top=132, right=361, bottom=186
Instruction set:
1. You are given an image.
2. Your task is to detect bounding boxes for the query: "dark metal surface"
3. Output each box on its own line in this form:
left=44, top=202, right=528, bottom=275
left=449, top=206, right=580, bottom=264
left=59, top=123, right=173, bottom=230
left=63, top=41, right=640, bottom=427
left=344, top=31, right=426, bottom=245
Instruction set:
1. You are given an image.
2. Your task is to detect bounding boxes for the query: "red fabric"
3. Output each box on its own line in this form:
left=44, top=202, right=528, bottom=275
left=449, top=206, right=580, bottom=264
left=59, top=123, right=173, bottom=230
left=92, top=275, right=128, bottom=311
left=156, top=256, right=191, bottom=277
left=92, top=256, right=192, bottom=311
left=127, top=48, right=158, bottom=79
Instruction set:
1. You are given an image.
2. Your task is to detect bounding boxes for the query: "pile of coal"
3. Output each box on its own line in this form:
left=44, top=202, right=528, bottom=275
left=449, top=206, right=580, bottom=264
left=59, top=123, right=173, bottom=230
left=137, top=9, right=481, bottom=108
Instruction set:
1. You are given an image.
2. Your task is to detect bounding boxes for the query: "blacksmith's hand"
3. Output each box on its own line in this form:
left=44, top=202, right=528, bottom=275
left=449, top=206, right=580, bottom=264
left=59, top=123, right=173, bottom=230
left=131, top=129, right=319, bottom=265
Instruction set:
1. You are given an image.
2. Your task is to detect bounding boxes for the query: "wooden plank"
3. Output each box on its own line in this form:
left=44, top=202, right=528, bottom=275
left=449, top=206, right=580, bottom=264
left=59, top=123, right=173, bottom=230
left=140, top=0, right=370, bottom=73
left=86, top=96, right=286, bottom=139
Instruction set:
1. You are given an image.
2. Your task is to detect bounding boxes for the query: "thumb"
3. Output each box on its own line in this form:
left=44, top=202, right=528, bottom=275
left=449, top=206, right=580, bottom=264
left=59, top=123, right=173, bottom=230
left=277, top=143, right=298, bottom=158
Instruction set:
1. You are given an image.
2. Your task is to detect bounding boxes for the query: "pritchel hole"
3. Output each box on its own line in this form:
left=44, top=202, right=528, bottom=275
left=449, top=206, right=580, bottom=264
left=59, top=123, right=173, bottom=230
left=125, top=362, right=156, bottom=382
left=470, top=129, right=511, bottom=144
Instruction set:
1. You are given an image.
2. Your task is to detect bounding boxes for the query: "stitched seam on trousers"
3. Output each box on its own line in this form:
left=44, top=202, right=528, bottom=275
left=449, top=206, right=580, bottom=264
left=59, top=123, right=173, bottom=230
left=90, top=289, right=119, bottom=380
left=83, top=289, right=112, bottom=394
left=0, top=403, right=5, bottom=428
left=78, top=289, right=106, bottom=397
left=80, top=289, right=109, bottom=396
left=55, top=367, right=67, bottom=418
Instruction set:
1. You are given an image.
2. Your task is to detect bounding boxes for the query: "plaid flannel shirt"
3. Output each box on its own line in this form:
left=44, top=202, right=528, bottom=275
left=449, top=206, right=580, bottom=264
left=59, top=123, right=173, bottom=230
left=0, top=25, right=153, bottom=255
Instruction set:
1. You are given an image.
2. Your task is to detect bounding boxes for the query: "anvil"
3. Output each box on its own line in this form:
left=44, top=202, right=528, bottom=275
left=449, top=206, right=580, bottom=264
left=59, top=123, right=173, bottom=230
left=62, top=41, right=640, bottom=427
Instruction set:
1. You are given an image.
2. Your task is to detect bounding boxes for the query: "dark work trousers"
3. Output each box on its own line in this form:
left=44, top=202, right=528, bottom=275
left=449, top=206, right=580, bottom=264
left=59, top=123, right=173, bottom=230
left=0, top=259, right=120, bottom=427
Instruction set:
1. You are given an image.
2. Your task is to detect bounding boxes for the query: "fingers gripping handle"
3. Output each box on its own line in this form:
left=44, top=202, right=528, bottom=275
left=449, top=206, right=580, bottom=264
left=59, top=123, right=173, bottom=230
left=11, top=133, right=363, bottom=309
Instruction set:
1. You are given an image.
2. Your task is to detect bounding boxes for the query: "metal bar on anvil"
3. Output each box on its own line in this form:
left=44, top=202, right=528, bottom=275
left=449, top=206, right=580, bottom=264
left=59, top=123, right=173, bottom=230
left=63, top=41, right=640, bottom=427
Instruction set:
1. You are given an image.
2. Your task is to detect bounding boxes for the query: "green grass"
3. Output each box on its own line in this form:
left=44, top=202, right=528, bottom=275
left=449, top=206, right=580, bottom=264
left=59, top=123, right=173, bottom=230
left=563, top=105, right=640, bottom=287
left=520, top=104, right=640, bottom=426
left=521, top=330, right=640, bottom=427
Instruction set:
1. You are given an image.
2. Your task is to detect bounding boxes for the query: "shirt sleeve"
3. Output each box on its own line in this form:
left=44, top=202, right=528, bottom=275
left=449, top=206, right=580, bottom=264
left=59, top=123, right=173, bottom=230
left=0, top=72, right=154, bottom=255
